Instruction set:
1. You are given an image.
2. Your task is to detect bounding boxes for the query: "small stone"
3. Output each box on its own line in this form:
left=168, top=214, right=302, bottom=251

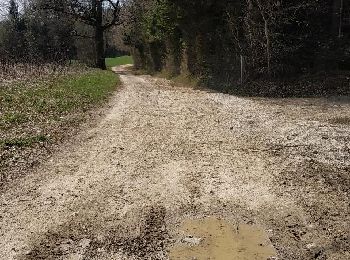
left=182, top=236, right=202, bottom=246
left=306, top=243, right=316, bottom=249
left=79, top=238, right=91, bottom=249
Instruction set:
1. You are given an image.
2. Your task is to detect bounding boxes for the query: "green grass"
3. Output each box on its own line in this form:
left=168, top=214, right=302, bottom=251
left=0, top=135, right=48, bottom=148
left=105, top=56, right=134, bottom=69
left=0, top=69, right=119, bottom=147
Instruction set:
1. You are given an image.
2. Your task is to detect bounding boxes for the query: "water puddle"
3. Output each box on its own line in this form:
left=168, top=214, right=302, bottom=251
left=169, top=217, right=276, bottom=260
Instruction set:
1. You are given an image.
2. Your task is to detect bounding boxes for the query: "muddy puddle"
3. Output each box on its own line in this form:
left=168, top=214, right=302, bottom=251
left=169, top=217, right=276, bottom=260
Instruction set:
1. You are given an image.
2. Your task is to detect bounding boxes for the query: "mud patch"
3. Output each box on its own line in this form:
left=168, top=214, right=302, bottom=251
left=169, top=217, right=276, bottom=260
left=329, top=116, right=350, bottom=125
left=182, top=172, right=203, bottom=212
left=97, top=205, right=168, bottom=259
left=273, top=160, right=350, bottom=258
left=19, top=206, right=169, bottom=260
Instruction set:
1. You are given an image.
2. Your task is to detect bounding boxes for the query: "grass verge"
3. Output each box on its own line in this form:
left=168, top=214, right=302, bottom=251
left=0, top=69, right=120, bottom=187
left=105, top=56, right=134, bottom=69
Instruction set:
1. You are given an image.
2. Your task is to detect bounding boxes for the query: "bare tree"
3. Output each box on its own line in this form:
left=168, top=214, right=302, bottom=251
left=41, top=0, right=122, bottom=69
left=339, top=0, right=344, bottom=38
left=255, top=0, right=273, bottom=76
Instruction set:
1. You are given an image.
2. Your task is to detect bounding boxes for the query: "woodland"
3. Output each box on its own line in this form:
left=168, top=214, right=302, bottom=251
left=0, top=0, right=350, bottom=94
left=123, top=0, right=350, bottom=96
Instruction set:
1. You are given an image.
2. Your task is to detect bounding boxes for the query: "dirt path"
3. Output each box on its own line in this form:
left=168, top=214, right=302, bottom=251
left=1, top=66, right=349, bottom=259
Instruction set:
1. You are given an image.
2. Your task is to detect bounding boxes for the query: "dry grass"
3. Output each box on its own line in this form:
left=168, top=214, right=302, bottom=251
left=154, top=71, right=199, bottom=89
left=0, top=61, right=87, bottom=86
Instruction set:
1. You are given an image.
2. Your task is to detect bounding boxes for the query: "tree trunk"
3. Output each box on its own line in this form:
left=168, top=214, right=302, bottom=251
left=332, top=0, right=342, bottom=37
left=263, top=17, right=271, bottom=76
left=95, top=0, right=106, bottom=70
left=256, top=0, right=271, bottom=76
left=339, top=0, right=344, bottom=37
left=246, top=0, right=254, bottom=49
left=95, top=26, right=106, bottom=70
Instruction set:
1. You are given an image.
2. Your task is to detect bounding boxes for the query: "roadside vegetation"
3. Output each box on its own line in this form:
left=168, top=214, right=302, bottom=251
left=105, top=56, right=134, bottom=69
left=0, top=0, right=127, bottom=188
left=123, top=0, right=350, bottom=97
left=0, top=68, right=120, bottom=187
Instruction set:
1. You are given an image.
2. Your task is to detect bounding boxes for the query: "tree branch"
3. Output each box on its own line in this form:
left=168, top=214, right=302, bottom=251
left=103, top=0, right=121, bottom=29
left=40, top=2, right=96, bottom=26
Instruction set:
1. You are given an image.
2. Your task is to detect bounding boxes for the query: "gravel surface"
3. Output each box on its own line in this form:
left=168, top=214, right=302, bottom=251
left=0, top=66, right=349, bottom=259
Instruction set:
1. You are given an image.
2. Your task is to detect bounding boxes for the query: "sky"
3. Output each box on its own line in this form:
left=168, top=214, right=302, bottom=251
left=0, top=0, right=10, bottom=19
left=0, top=0, right=25, bottom=19
left=0, top=0, right=127, bottom=20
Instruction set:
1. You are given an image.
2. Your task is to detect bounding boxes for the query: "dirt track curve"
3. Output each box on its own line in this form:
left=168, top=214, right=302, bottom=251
left=1, top=66, right=349, bottom=260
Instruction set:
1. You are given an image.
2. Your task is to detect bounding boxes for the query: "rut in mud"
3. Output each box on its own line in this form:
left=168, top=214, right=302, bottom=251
left=0, top=66, right=349, bottom=260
